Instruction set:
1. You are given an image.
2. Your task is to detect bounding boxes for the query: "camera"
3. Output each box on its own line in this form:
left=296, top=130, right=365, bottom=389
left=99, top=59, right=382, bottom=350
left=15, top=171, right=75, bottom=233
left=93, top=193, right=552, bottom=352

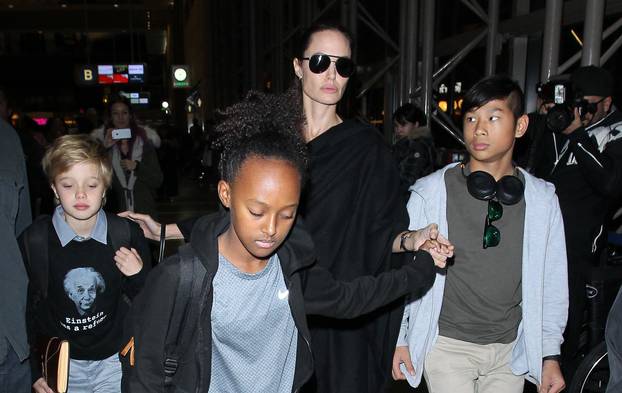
left=537, top=81, right=592, bottom=133
left=112, top=128, right=132, bottom=140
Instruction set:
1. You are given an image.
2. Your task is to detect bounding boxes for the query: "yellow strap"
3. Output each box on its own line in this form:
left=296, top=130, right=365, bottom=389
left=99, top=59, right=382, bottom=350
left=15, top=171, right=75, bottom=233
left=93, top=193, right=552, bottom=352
left=120, top=337, right=135, bottom=367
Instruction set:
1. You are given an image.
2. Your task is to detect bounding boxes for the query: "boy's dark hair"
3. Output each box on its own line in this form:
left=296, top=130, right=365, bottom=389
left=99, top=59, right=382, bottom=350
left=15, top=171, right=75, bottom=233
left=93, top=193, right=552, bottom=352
left=392, top=103, right=427, bottom=127
left=214, top=88, right=308, bottom=183
left=297, top=22, right=354, bottom=59
left=462, top=75, right=525, bottom=120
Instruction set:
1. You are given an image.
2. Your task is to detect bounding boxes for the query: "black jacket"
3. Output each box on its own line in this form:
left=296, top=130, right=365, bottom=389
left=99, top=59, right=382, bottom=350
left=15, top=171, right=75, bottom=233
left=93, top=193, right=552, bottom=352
left=126, top=211, right=435, bottom=393
left=533, top=108, right=622, bottom=272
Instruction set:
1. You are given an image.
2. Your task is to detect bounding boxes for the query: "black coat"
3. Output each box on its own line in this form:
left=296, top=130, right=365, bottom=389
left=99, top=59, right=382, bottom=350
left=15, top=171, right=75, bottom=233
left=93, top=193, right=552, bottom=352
left=301, top=120, right=411, bottom=393
left=126, top=211, right=435, bottom=393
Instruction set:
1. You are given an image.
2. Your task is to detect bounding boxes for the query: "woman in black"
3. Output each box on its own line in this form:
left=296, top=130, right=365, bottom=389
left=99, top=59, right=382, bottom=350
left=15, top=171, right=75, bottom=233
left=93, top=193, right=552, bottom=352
left=122, top=22, right=451, bottom=393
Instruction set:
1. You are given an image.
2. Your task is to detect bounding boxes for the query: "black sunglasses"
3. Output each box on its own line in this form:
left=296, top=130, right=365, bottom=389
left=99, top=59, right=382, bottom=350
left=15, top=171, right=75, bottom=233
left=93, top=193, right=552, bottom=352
left=301, top=53, right=356, bottom=78
left=483, top=200, right=503, bottom=249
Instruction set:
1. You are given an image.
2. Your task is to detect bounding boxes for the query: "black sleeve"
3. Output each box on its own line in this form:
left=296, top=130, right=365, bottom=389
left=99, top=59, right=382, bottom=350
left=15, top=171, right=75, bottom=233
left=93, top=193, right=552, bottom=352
left=123, top=222, right=153, bottom=299
left=568, top=127, right=622, bottom=198
left=302, top=250, right=435, bottom=318
left=126, top=256, right=180, bottom=393
left=17, top=232, right=44, bottom=384
left=177, top=216, right=200, bottom=242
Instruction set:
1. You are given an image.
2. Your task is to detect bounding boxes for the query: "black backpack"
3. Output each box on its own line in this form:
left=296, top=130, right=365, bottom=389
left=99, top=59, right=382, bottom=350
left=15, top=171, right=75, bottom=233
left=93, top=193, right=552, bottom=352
left=22, top=213, right=132, bottom=305
left=121, top=244, right=207, bottom=392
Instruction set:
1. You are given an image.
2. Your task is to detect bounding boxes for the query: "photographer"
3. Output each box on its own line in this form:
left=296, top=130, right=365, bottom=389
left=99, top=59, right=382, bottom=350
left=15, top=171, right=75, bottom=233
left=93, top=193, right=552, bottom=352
left=533, top=65, right=622, bottom=378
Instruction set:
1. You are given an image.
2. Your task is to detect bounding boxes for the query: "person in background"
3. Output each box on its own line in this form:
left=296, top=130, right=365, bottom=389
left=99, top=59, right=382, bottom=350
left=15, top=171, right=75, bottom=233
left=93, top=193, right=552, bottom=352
left=0, top=110, right=32, bottom=393
left=392, top=103, right=436, bottom=197
left=101, top=95, right=162, bottom=216
left=532, top=66, right=622, bottom=378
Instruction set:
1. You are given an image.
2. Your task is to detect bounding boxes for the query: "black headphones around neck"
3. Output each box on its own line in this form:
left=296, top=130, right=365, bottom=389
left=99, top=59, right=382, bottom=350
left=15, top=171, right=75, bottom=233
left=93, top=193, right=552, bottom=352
left=461, top=163, right=524, bottom=205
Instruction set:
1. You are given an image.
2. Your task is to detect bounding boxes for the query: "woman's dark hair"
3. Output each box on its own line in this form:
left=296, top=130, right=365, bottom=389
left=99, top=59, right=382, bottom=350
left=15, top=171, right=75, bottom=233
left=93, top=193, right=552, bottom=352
left=462, top=75, right=525, bottom=120
left=214, top=88, right=308, bottom=183
left=392, top=103, right=427, bottom=127
left=296, top=22, right=354, bottom=59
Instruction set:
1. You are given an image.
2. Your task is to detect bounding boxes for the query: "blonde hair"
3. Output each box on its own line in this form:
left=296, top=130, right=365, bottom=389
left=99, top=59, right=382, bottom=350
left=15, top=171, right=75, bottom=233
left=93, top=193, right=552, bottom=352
left=42, top=134, right=112, bottom=189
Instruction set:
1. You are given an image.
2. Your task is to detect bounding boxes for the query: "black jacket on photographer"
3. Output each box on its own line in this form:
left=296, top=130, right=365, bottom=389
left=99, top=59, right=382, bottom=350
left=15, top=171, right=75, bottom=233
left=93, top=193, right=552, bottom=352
left=533, top=106, right=622, bottom=273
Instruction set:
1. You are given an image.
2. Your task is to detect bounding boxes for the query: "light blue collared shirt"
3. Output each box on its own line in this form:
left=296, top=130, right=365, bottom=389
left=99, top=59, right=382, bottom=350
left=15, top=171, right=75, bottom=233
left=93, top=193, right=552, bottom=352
left=52, top=205, right=108, bottom=247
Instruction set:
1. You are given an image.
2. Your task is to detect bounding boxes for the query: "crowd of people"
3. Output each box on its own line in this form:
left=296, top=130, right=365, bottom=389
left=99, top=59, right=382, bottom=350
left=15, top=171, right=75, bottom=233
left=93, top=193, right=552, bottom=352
left=0, top=20, right=621, bottom=393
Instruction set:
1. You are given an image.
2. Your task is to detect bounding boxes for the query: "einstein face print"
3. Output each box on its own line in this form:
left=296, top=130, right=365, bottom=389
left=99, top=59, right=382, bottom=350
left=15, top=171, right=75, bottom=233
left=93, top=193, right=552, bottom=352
left=63, top=267, right=105, bottom=316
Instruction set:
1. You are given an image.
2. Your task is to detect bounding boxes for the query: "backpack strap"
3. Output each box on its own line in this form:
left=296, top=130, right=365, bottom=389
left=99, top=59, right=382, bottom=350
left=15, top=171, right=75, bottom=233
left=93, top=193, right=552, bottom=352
left=163, top=244, right=206, bottom=388
left=22, top=215, right=52, bottom=298
left=106, top=213, right=132, bottom=252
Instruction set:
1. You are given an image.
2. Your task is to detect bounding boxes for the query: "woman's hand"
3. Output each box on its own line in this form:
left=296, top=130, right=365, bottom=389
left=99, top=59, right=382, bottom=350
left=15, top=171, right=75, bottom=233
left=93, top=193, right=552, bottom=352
left=114, top=247, right=143, bottom=276
left=118, top=211, right=161, bottom=241
left=104, top=128, right=115, bottom=148
left=118, top=211, right=185, bottom=241
left=120, top=159, right=137, bottom=171
left=33, top=378, right=54, bottom=393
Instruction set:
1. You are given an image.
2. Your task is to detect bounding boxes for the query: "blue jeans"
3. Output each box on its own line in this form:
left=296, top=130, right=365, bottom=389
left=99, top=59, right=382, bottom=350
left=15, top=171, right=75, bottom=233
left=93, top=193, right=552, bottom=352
left=68, top=353, right=122, bottom=393
left=0, top=339, right=30, bottom=393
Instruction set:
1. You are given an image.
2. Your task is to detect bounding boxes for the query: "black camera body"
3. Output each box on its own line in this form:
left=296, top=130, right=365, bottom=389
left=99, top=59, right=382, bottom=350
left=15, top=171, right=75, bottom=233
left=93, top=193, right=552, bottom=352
left=537, top=80, right=589, bottom=133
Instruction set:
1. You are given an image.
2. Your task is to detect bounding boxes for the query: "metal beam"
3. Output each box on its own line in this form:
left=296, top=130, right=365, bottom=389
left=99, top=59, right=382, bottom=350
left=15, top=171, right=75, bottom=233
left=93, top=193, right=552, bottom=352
left=541, top=0, right=563, bottom=81
left=582, top=0, right=605, bottom=66
left=435, top=0, right=622, bottom=58
left=404, top=0, right=418, bottom=103
left=433, top=29, right=487, bottom=87
left=509, top=0, right=530, bottom=90
left=358, top=3, right=399, bottom=52
left=431, top=112, right=465, bottom=146
left=485, top=0, right=499, bottom=75
left=559, top=16, right=622, bottom=73
left=356, top=55, right=400, bottom=98
left=460, top=0, right=488, bottom=23
left=421, top=0, right=435, bottom=118
left=602, top=33, right=622, bottom=64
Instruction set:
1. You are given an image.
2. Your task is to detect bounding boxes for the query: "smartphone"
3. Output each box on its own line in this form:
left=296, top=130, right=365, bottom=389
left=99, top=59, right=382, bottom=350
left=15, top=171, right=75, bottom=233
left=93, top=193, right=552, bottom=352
left=112, top=128, right=132, bottom=140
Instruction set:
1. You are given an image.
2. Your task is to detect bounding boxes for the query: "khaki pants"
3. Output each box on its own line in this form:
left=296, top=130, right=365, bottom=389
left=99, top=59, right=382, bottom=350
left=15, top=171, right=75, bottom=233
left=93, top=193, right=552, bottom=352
left=423, top=335, right=525, bottom=393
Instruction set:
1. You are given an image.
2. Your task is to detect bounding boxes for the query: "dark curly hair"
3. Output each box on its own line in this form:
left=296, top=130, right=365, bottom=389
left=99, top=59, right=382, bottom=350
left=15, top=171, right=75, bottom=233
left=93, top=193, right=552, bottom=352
left=214, top=87, right=308, bottom=184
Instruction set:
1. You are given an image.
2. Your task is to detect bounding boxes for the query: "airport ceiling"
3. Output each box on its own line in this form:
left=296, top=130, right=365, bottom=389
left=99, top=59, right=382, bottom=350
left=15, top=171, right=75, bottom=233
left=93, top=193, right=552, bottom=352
left=0, top=0, right=173, bottom=32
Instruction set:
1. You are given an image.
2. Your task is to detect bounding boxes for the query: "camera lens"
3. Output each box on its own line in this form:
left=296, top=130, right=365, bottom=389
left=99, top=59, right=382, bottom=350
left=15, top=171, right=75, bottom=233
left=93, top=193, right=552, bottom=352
left=546, top=104, right=574, bottom=133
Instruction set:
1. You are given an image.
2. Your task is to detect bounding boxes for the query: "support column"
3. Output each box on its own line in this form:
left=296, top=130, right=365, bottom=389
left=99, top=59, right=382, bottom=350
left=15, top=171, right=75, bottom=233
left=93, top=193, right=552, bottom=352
left=398, top=0, right=408, bottom=105
left=485, top=0, right=499, bottom=75
left=421, top=0, right=435, bottom=119
left=540, top=0, right=562, bottom=81
left=582, top=0, right=605, bottom=66
left=405, top=0, right=418, bottom=103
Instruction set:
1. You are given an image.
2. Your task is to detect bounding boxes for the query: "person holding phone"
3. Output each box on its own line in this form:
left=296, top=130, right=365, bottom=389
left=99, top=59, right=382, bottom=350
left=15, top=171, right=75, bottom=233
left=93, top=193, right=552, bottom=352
left=103, top=95, right=162, bottom=216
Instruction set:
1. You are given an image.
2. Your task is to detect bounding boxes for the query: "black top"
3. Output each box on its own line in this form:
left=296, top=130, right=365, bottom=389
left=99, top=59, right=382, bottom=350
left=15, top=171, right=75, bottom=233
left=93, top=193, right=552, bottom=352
left=22, top=216, right=150, bottom=381
left=533, top=109, right=622, bottom=274
left=126, top=211, right=435, bottom=393
left=392, top=137, right=436, bottom=196
left=301, top=120, right=410, bottom=393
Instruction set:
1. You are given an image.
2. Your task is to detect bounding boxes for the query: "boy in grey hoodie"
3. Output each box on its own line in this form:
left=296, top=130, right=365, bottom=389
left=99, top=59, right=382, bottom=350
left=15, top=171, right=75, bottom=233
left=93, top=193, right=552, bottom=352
left=392, top=76, right=568, bottom=393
